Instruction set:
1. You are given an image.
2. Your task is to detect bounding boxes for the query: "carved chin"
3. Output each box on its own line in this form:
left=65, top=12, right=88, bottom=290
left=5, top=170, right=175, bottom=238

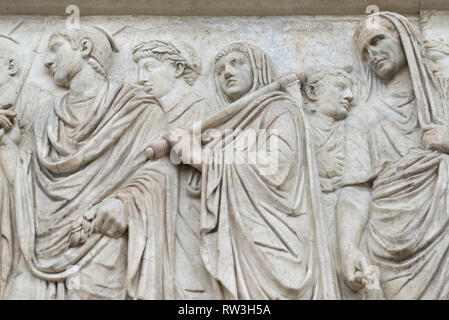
left=375, top=66, right=395, bottom=80
left=333, top=109, right=348, bottom=120
left=53, top=74, right=70, bottom=88
left=225, top=85, right=250, bottom=101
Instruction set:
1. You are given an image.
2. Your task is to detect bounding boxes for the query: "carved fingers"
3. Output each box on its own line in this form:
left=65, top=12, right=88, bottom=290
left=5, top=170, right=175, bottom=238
left=164, top=127, right=202, bottom=168
left=93, top=198, right=128, bottom=238
left=342, top=245, right=369, bottom=292
left=69, top=208, right=96, bottom=247
left=164, top=127, right=189, bottom=148
left=0, top=109, right=16, bottom=132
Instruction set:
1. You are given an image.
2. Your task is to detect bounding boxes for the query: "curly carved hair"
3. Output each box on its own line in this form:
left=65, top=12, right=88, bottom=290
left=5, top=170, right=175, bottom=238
left=133, top=40, right=201, bottom=86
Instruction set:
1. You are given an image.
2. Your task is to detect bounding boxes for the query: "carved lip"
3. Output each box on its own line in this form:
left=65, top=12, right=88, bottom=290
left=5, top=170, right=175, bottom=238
left=50, top=65, right=56, bottom=77
left=226, top=78, right=238, bottom=87
left=141, top=82, right=153, bottom=92
left=375, top=58, right=386, bottom=69
left=340, top=101, right=350, bottom=110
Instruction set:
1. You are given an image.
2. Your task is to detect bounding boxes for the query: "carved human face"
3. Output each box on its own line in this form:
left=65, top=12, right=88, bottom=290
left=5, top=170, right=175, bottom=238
left=359, top=30, right=407, bottom=81
left=315, top=75, right=354, bottom=120
left=137, top=56, right=177, bottom=99
left=427, top=50, right=449, bottom=79
left=216, top=51, right=253, bottom=102
left=45, top=35, right=83, bottom=88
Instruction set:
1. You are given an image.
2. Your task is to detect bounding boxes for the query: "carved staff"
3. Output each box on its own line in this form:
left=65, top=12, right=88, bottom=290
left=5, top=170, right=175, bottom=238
left=145, top=72, right=303, bottom=160
left=15, top=19, right=48, bottom=108
left=0, top=19, right=48, bottom=139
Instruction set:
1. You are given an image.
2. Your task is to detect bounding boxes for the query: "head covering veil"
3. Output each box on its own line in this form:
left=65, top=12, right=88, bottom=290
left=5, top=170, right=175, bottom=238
left=354, top=12, right=448, bottom=128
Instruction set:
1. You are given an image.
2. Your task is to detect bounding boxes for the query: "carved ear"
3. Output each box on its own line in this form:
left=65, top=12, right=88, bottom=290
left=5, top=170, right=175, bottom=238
left=80, top=38, right=94, bottom=58
left=7, top=58, right=19, bottom=76
left=304, top=83, right=319, bottom=101
left=174, top=62, right=185, bottom=78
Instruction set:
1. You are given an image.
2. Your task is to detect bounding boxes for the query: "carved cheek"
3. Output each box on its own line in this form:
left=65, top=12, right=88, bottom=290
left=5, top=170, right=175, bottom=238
left=440, top=57, right=449, bottom=76
left=218, top=74, right=228, bottom=91
left=0, top=61, right=6, bottom=75
left=154, top=66, right=168, bottom=83
left=143, top=69, right=154, bottom=83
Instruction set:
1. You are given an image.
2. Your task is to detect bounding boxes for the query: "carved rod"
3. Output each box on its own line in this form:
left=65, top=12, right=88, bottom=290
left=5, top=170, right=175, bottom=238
left=145, top=72, right=303, bottom=160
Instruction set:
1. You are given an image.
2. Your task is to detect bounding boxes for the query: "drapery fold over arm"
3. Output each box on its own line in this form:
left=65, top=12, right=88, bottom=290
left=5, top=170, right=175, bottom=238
left=144, top=72, right=303, bottom=160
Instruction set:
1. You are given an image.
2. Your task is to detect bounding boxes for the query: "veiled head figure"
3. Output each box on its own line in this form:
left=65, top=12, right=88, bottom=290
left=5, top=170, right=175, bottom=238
left=354, top=14, right=406, bottom=82
left=353, top=12, right=447, bottom=127
left=213, top=42, right=274, bottom=106
left=424, top=37, right=449, bottom=79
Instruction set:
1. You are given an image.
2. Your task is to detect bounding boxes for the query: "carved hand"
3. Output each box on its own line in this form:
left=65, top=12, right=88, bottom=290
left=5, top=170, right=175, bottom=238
left=93, top=198, right=128, bottom=238
left=341, top=243, right=369, bottom=292
left=164, top=127, right=202, bottom=170
left=423, top=125, right=449, bottom=154
left=0, top=107, right=16, bottom=133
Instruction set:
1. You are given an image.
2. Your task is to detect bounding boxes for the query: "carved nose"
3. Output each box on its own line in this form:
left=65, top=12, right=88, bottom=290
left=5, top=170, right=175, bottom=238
left=44, top=60, right=53, bottom=71
left=223, top=65, right=233, bottom=78
left=368, top=47, right=380, bottom=64
left=137, top=69, right=147, bottom=85
left=344, top=89, right=354, bottom=103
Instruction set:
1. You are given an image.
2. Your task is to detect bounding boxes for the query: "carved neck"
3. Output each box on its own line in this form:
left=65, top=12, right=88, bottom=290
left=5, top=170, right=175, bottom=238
left=68, top=65, right=107, bottom=101
left=311, top=109, right=338, bottom=126
left=159, top=79, right=190, bottom=112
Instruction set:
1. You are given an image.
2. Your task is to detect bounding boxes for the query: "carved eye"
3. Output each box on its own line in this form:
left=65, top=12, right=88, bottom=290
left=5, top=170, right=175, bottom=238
left=237, top=58, right=246, bottom=66
left=369, top=35, right=385, bottom=46
left=50, top=43, right=60, bottom=52
left=144, top=62, right=157, bottom=72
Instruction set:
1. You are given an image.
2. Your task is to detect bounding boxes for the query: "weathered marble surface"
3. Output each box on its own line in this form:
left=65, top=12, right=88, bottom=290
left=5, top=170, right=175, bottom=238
left=0, top=11, right=449, bottom=300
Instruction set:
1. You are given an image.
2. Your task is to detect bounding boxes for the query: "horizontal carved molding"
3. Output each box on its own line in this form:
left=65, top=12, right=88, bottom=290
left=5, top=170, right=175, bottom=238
left=1, top=0, right=449, bottom=16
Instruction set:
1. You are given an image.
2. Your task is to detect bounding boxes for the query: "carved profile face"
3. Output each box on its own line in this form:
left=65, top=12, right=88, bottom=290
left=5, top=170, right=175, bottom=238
left=215, top=51, right=253, bottom=102
left=137, top=56, right=178, bottom=99
left=307, top=72, right=354, bottom=121
left=318, top=75, right=354, bottom=120
left=427, top=50, right=449, bottom=79
left=45, top=35, right=83, bottom=88
left=359, top=29, right=407, bottom=81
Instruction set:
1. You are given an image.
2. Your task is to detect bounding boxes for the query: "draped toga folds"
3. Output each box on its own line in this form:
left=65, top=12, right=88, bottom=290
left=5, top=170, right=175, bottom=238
left=199, top=91, right=338, bottom=299
left=161, top=89, right=220, bottom=299
left=197, top=42, right=338, bottom=299
left=3, top=80, right=178, bottom=299
left=344, top=12, right=449, bottom=299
